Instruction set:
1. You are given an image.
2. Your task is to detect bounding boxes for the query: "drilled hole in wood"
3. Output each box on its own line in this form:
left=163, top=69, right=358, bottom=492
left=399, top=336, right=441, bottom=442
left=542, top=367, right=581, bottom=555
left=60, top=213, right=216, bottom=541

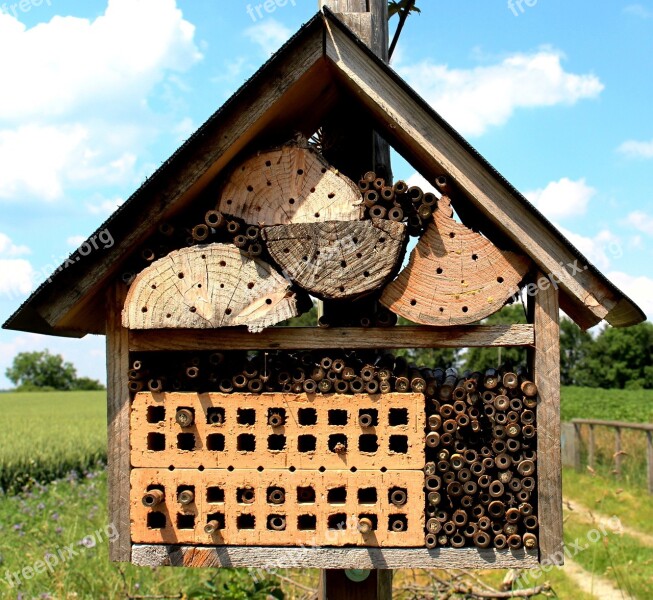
left=339, top=286, right=345, bottom=293
left=328, top=513, right=347, bottom=530
left=297, top=169, right=304, bottom=175
left=265, top=160, right=272, bottom=167
left=147, top=512, right=166, bottom=529
left=297, top=514, right=316, bottom=531
left=225, top=308, right=232, bottom=316
left=220, top=260, right=226, bottom=267
left=321, top=167, right=327, bottom=173
left=236, top=514, right=255, bottom=530
left=389, top=408, right=409, bottom=426
left=166, top=313, right=172, bottom=319
left=297, top=486, right=316, bottom=503
left=141, top=306, right=148, bottom=313
left=302, top=256, right=308, bottom=261
left=206, top=433, right=225, bottom=452
left=327, top=486, right=347, bottom=504
left=178, top=273, right=184, bottom=279
left=267, top=181, right=272, bottom=186
left=177, top=433, right=195, bottom=451
left=265, top=298, right=272, bottom=305
left=268, top=434, right=286, bottom=451
left=472, top=254, right=478, bottom=261
left=207, top=487, right=224, bottom=503
left=363, top=271, right=370, bottom=278
left=437, top=268, right=443, bottom=274
left=359, top=434, right=379, bottom=453
left=283, top=248, right=290, bottom=254
left=151, top=284, right=157, bottom=290
left=201, top=254, right=206, bottom=259
left=226, top=199, right=233, bottom=205
left=328, top=434, right=347, bottom=453
left=147, top=406, right=165, bottom=423
left=410, top=299, right=417, bottom=306
left=449, top=232, right=455, bottom=238
left=311, top=188, right=317, bottom=194
left=340, top=260, right=347, bottom=268
left=247, top=185, right=254, bottom=192
left=237, top=434, right=256, bottom=452
left=189, top=307, right=196, bottom=313
left=147, top=433, right=165, bottom=452
left=379, top=237, right=386, bottom=243
left=289, top=198, right=295, bottom=204
left=298, top=408, right=317, bottom=426
left=439, top=307, right=445, bottom=313
left=314, top=212, right=320, bottom=217
left=328, top=192, right=335, bottom=199
left=389, top=435, right=408, bottom=454
left=497, top=276, right=505, bottom=283
left=462, top=306, right=469, bottom=313
left=328, top=409, right=348, bottom=426
left=356, top=252, right=363, bottom=259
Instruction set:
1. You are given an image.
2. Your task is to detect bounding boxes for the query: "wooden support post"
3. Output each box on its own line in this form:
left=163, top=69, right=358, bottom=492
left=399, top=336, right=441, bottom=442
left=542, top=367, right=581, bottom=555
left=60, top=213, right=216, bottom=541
left=647, top=431, right=653, bottom=495
left=319, top=570, right=393, bottom=600
left=588, top=424, right=595, bottom=470
left=573, top=423, right=582, bottom=472
left=615, top=427, right=622, bottom=478
left=529, top=273, right=563, bottom=565
left=106, top=283, right=131, bottom=561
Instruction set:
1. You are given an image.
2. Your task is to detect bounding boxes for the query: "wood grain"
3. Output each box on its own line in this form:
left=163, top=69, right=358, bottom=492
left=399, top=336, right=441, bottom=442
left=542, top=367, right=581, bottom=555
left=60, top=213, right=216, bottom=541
left=216, top=146, right=363, bottom=226
left=131, top=545, right=539, bottom=569
left=323, top=17, right=625, bottom=327
left=263, top=219, right=406, bottom=299
left=530, top=272, right=563, bottom=565
left=106, top=283, right=131, bottom=562
left=129, top=324, right=535, bottom=352
left=381, top=198, right=530, bottom=325
left=123, top=244, right=303, bottom=333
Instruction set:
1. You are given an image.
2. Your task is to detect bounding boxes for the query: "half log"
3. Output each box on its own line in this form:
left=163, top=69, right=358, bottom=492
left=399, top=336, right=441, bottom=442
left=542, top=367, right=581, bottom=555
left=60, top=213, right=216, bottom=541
left=216, top=145, right=363, bottom=226
left=263, top=219, right=406, bottom=300
left=123, top=244, right=305, bottom=333
left=380, top=197, right=530, bottom=325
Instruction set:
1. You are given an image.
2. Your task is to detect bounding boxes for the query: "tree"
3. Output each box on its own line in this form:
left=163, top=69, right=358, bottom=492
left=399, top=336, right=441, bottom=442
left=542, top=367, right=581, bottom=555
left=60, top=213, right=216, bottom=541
left=463, top=304, right=528, bottom=372
left=5, top=350, right=105, bottom=391
left=559, top=317, right=594, bottom=386
left=574, top=322, right=653, bottom=389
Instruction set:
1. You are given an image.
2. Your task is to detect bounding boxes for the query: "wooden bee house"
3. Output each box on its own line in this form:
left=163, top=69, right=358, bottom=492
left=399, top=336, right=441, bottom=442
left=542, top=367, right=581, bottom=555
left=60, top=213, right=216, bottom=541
left=4, top=1, right=645, bottom=586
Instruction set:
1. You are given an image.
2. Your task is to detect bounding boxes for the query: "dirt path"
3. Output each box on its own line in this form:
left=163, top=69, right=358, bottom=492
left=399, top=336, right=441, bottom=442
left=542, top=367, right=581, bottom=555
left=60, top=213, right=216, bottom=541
left=564, top=497, right=653, bottom=548
left=562, top=558, right=635, bottom=600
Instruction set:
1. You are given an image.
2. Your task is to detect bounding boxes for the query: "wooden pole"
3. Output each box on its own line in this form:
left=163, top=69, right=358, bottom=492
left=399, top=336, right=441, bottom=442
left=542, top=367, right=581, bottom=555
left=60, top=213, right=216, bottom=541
left=588, top=424, right=595, bottom=470
left=647, top=431, right=653, bottom=495
left=573, top=423, right=582, bottom=472
left=614, top=427, right=622, bottom=478
left=318, top=3, right=393, bottom=597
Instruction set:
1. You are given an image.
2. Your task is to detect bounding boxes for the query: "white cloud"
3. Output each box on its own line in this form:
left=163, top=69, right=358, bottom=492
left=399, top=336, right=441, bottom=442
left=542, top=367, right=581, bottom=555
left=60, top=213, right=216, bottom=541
left=525, top=177, right=595, bottom=220
left=173, top=117, right=195, bottom=143
left=244, top=19, right=292, bottom=56
left=86, top=197, right=124, bottom=217
left=0, top=232, right=30, bottom=257
left=397, top=49, right=604, bottom=136
left=67, top=235, right=87, bottom=247
left=557, top=225, right=620, bottom=271
left=0, top=259, right=34, bottom=299
left=624, top=4, right=653, bottom=18
left=608, top=272, right=653, bottom=320
left=405, top=173, right=439, bottom=195
left=624, top=210, right=653, bottom=235
left=0, top=0, right=202, bottom=201
left=617, top=138, right=653, bottom=159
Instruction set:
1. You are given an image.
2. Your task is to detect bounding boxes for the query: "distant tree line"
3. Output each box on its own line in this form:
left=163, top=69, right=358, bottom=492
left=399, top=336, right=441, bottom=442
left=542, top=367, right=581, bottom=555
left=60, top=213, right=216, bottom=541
left=5, top=350, right=105, bottom=392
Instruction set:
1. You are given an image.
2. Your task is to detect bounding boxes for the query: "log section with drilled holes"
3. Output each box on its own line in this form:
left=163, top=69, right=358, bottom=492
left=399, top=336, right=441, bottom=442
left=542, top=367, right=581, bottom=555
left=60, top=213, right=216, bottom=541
left=122, top=244, right=304, bottom=333
left=381, top=197, right=531, bottom=326
left=263, top=219, right=406, bottom=300
left=216, top=146, right=363, bottom=226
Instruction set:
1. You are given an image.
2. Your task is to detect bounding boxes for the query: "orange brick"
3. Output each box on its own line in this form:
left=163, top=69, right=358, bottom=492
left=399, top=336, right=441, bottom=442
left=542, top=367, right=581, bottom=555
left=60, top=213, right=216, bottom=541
left=130, top=468, right=425, bottom=547
left=131, top=392, right=425, bottom=471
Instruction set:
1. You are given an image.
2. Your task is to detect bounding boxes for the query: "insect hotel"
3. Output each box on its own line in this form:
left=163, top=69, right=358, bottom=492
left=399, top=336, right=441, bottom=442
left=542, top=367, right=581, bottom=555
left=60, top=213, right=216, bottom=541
left=4, top=1, right=644, bottom=593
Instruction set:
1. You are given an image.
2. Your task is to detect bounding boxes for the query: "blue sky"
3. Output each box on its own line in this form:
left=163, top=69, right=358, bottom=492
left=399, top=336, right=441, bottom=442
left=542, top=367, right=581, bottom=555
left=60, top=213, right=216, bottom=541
left=0, top=0, right=652, bottom=387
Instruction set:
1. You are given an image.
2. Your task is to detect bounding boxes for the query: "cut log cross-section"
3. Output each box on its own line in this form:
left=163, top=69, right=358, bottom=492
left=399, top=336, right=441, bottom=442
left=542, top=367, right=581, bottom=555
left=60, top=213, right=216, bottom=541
left=217, top=145, right=364, bottom=226
left=263, top=219, right=406, bottom=300
left=122, top=244, right=305, bottom=333
left=381, top=197, right=531, bottom=325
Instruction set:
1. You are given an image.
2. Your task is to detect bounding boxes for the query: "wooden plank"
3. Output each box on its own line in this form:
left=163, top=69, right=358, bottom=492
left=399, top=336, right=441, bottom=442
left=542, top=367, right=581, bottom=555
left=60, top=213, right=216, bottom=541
left=35, top=26, right=328, bottom=334
left=647, top=432, right=653, bottom=495
left=129, top=324, right=535, bottom=352
left=572, top=418, right=653, bottom=432
left=106, top=283, right=131, bottom=562
left=573, top=423, right=582, bottom=472
left=131, top=545, right=539, bottom=569
left=322, top=18, right=622, bottom=327
left=530, top=273, right=563, bottom=566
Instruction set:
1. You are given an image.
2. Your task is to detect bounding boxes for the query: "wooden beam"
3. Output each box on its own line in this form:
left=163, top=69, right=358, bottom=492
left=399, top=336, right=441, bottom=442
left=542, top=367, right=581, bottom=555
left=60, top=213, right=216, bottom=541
left=106, top=283, right=131, bottom=562
left=323, top=17, right=621, bottom=326
left=530, top=272, right=563, bottom=566
left=131, top=545, right=539, bottom=570
left=129, top=324, right=535, bottom=352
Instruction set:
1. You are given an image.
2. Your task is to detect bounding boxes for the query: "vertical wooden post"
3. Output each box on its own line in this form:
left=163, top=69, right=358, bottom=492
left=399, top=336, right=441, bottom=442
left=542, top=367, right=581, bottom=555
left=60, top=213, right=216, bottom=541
left=106, top=282, right=131, bottom=561
left=647, top=431, right=653, bottom=495
left=318, top=2, right=391, bottom=597
left=573, top=423, right=582, bottom=472
left=529, top=274, right=563, bottom=565
left=588, top=424, right=595, bottom=470
left=614, top=427, right=622, bottom=478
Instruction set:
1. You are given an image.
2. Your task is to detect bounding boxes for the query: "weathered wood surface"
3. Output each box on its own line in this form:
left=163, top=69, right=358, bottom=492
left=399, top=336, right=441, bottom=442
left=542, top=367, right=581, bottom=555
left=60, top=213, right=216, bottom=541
left=263, top=219, right=406, bottom=299
left=381, top=197, right=530, bottom=325
left=530, top=272, right=563, bottom=565
left=216, top=146, right=363, bottom=227
left=131, top=545, right=539, bottom=569
left=129, top=324, right=535, bottom=352
left=322, top=17, right=637, bottom=329
left=123, top=244, right=304, bottom=333
left=106, top=283, right=131, bottom=562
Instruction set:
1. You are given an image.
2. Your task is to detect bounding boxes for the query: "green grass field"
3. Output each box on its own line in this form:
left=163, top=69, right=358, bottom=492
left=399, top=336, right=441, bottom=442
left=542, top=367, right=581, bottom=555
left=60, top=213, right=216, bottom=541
left=561, top=386, right=653, bottom=423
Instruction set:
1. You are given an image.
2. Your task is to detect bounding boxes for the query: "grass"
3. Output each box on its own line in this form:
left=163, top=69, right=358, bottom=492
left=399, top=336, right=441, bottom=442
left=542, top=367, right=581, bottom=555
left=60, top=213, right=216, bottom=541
left=561, top=386, right=653, bottom=424
left=0, top=391, right=107, bottom=494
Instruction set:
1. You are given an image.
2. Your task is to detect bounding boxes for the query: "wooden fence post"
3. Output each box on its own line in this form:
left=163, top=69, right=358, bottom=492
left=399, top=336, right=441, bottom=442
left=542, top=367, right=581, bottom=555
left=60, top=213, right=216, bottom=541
left=588, top=424, right=595, bottom=470
left=615, top=427, right=622, bottom=478
left=647, top=431, right=653, bottom=495
left=573, top=423, right=582, bottom=472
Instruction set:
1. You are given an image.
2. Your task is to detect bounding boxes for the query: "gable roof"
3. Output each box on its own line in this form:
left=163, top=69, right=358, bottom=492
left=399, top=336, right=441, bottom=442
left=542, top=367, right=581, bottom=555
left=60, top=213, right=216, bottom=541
left=3, top=9, right=645, bottom=337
